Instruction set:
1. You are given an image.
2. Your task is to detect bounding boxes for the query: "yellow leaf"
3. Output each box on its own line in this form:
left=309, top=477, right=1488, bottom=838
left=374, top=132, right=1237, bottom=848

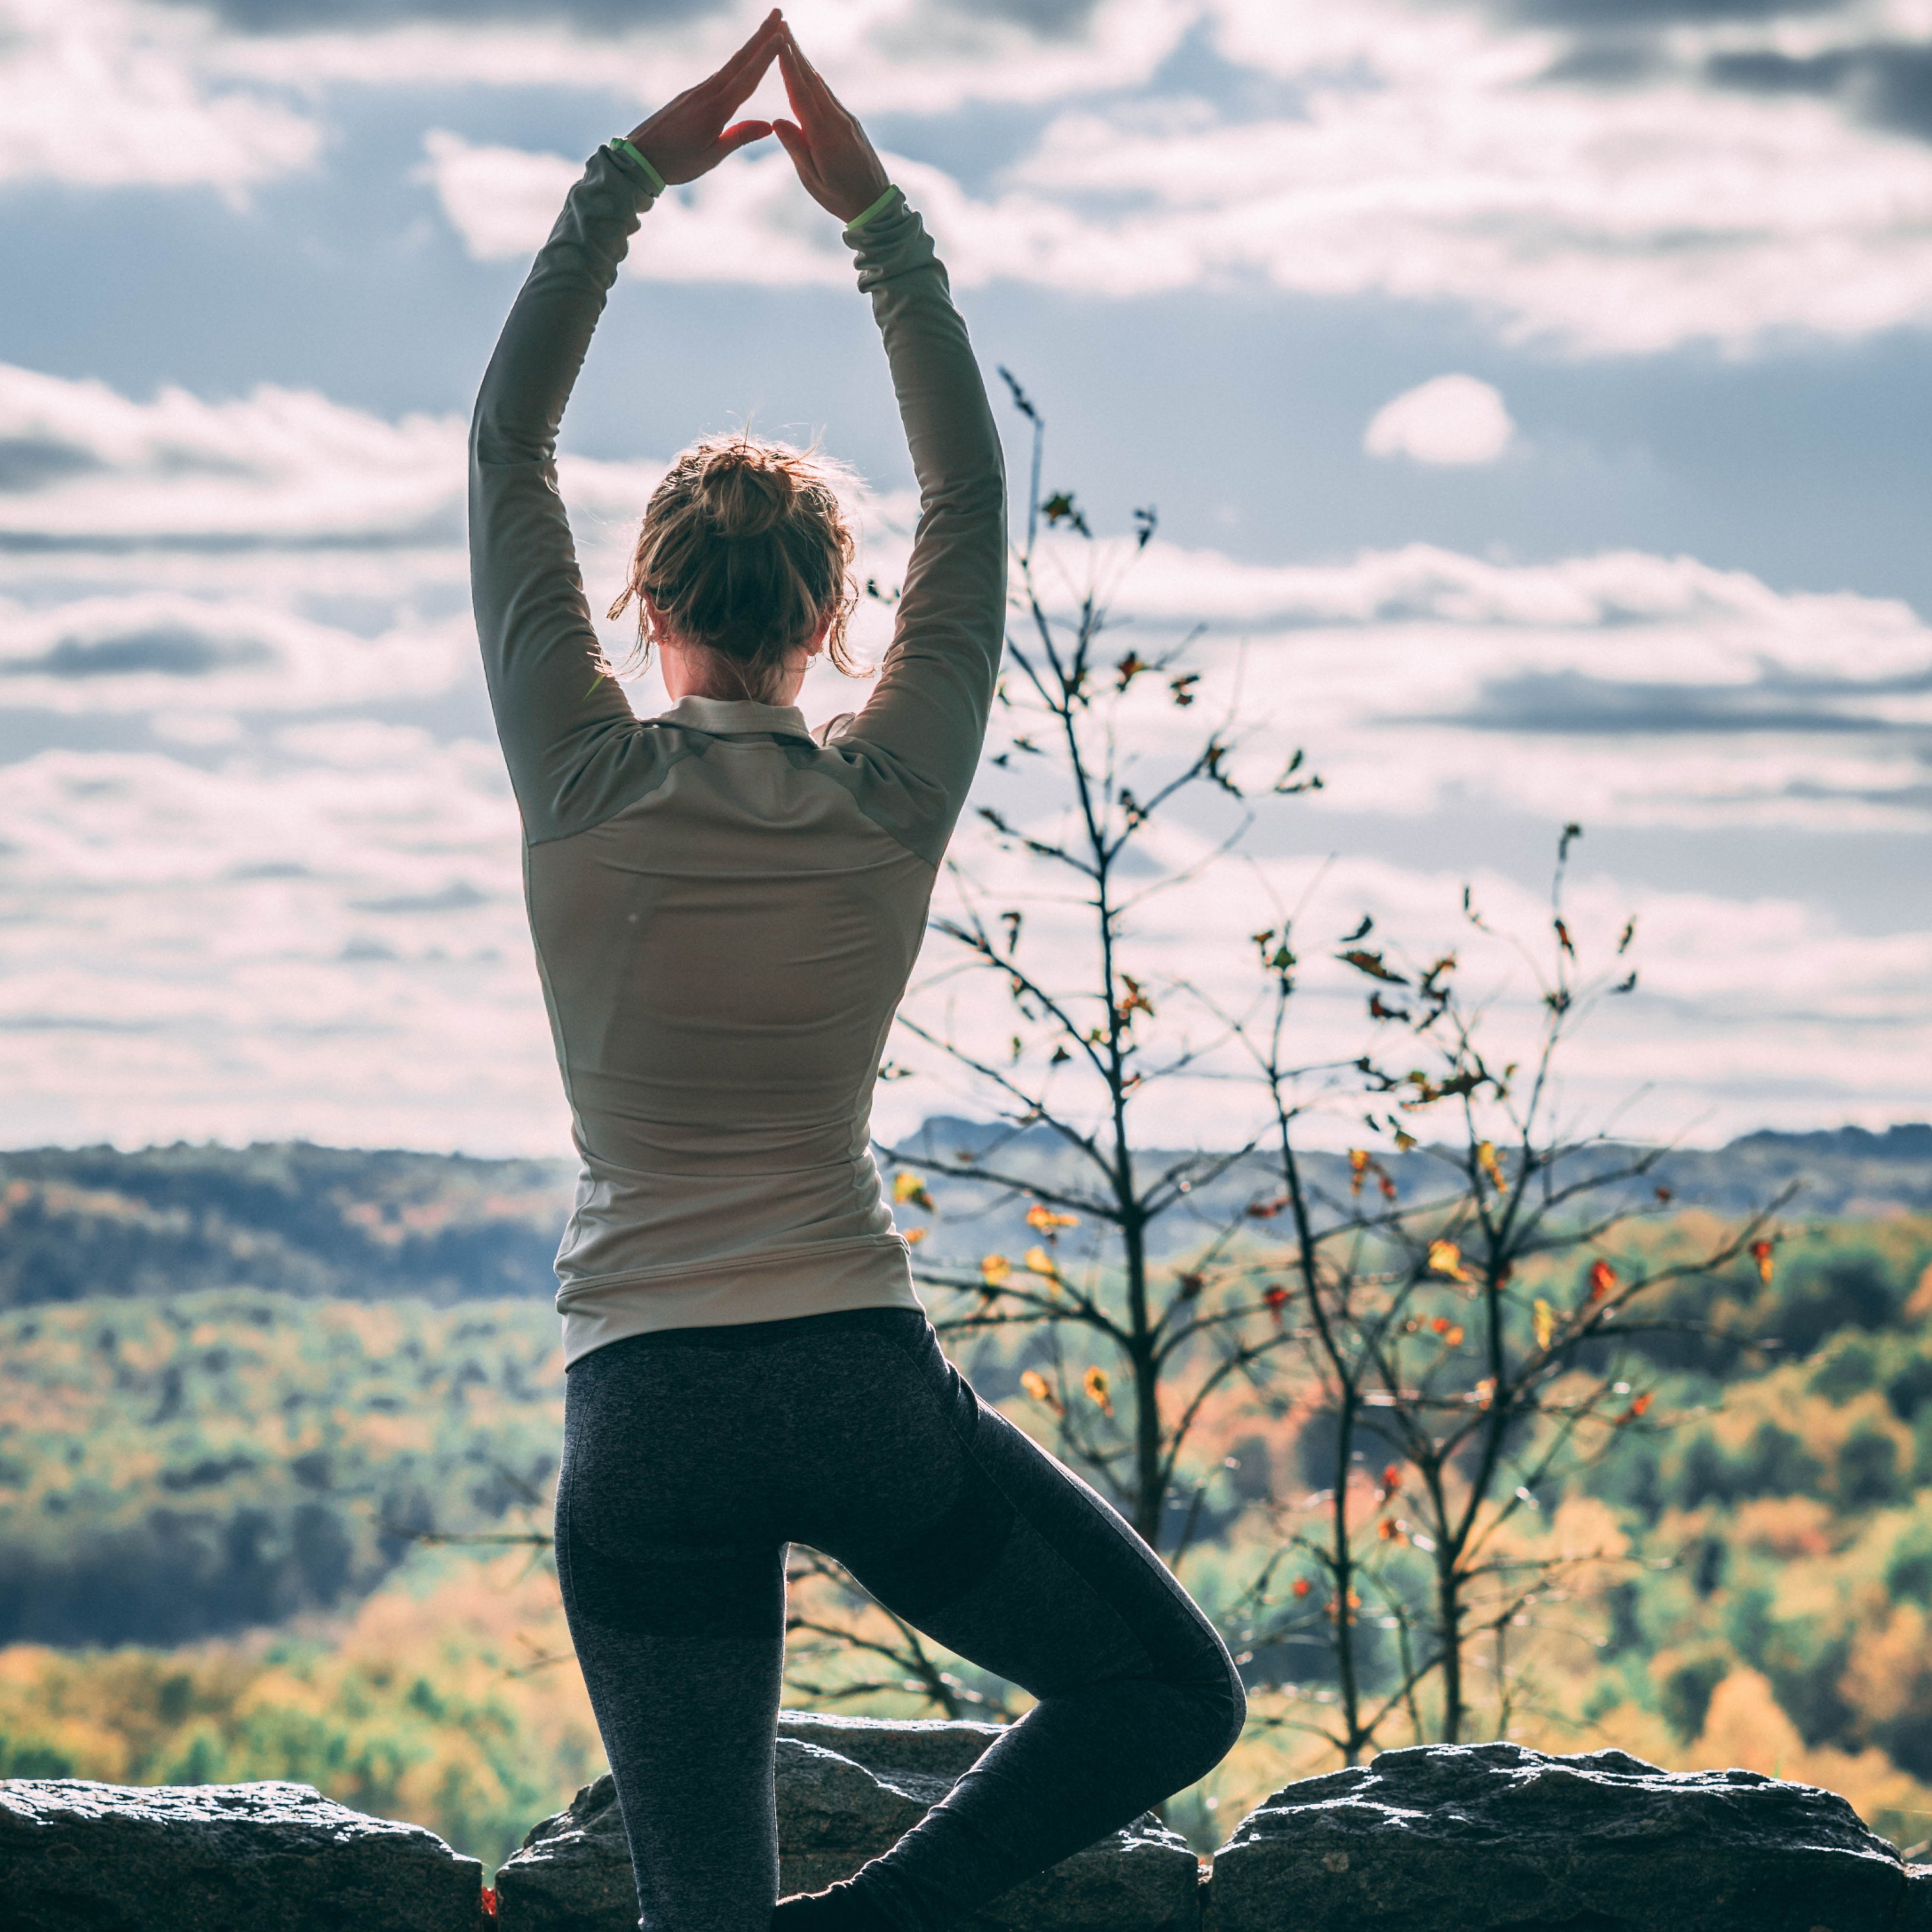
left=1443, top=1324, right=1465, bottom=1348
left=1428, top=1239, right=1471, bottom=1283
left=1082, top=1366, right=1114, bottom=1415
left=1020, top=1369, right=1052, bottom=1405
left=1348, top=1148, right=1369, bottom=1196
left=1476, top=1141, right=1506, bottom=1192
left=1026, top=1203, right=1079, bottom=1231
left=981, top=1254, right=1012, bottom=1287
left=892, top=1171, right=934, bottom=1212
left=1533, top=1298, right=1554, bottom=1350
left=903, top=1226, right=928, bottom=1247
left=1023, top=1245, right=1061, bottom=1281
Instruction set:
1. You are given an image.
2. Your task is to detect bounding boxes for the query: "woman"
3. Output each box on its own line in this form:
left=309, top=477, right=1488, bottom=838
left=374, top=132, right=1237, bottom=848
left=468, top=14, right=1243, bottom=1931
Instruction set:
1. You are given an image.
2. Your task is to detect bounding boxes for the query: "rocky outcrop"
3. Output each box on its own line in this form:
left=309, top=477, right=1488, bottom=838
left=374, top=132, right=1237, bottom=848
left=1206, top=1742, right=1909, bottom=1932
left=492, top=1712, right=1200, bottom=1931
left=6, top=1734, right=1921, bottom=1931
left=0, top=1776, right=487, bottom=1932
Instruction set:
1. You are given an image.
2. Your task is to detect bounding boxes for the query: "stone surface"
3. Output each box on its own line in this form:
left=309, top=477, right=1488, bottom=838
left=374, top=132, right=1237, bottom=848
left=493, top=1714, right=1201, bottom=1932
left=1903, top=1863, right=1932, bottom=1932
left=491, top=1772, right=636, bottom=1932
left=0, top=1777, right=485, bottom=1932
left=1205, top=1742, right=1905, bottom=1932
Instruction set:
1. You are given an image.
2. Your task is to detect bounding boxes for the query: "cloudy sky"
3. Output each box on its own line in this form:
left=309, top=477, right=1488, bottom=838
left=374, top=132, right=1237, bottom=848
left=2, top=0, right=1929, bottom=1156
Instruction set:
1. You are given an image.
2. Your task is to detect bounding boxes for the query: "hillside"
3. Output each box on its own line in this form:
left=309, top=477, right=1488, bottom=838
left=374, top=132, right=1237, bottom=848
left=2, top=1122, right=1927, bottom=1310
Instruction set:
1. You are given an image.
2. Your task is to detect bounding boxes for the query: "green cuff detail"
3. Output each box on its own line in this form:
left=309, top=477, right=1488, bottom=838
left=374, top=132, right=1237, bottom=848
left=607, top=137, right=666, bottom=197
left=846, top=183, right=902, bottom=233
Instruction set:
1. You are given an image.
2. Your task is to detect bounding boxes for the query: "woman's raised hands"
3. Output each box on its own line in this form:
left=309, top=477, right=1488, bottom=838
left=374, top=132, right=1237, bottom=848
left=771, top=26, right=892, bottom=224
left=623, top=8, right=784, bottom=187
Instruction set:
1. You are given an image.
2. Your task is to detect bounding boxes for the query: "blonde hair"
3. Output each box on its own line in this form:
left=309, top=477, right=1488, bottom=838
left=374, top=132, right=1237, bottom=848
left=608, top=433, right=861, bottom=702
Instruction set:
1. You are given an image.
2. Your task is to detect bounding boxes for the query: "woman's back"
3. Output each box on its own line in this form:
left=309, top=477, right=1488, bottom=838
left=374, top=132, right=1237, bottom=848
left=526, top=694, right=947, bottom=1355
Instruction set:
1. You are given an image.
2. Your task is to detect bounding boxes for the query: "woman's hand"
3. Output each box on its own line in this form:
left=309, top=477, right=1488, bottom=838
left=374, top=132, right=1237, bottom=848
left=623, top=9, right=783, bottom=186
left=771, top=26, right=891, bottom=223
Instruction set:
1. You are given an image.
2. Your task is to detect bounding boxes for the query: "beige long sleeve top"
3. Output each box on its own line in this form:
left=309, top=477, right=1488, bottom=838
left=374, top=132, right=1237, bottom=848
left=469, top=147, right=1006, bottom=1364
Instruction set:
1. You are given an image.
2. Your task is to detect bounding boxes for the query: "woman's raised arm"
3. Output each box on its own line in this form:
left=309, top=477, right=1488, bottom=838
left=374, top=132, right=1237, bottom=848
left=468, top=14, right=783, bottom=845
left=775, top=30, right=1009, bottom=865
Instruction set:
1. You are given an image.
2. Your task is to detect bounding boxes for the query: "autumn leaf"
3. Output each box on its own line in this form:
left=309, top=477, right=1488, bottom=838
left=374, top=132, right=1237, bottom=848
left=1041, top=490, right=1090, bottom=535
left=1176, top=1271, right=1205, bottom=1301
left=1343, top=913, right=1374, bottom=942
left=1020, top=1368, right=1060, bottom=1412
left=1026, top=1203, right=1078, bottom=1232
left=893, top=1171, right=934, bottom=1212
left=1023, top=1245, right=1062, bottom=1282
left=1476, top=1141, right=1506, bottom=1192
left=1339, top=949, right=1409, bottom=985
left=1376, top=1463, right=1403, bottom=1501
left=1588, top=1258, right=1617, bottom=1302
left=1554, top=917, right=1576, bottom=959
left=1377, top=1516, right=1401, bottom=1540
left=1348, top=1149, right=1369, bottom=1196
left=1473, top=1376, right=1497, bottom=1410
left=903, top=1226, right=928, bottom=1247
left=1630, top=1390, right=1653, bottom=1416
left=1750, top=1238, right=1775, bottom=1286
left=1115, top=651, right=1148, bottom=690
left=1533, top=1298, right=1555, bottom=1350
left=1083, top=1366, right=1115, bottom=1416
left=1369, top=992, right=1411, bottom=1022
left=1428, top=1239, right=1471, bottom=1283
left=1617, top=916, right=1637, bottom=955
left=1168, top=672, right=1200, bottom=708
left=981, top=1254, right=1012, bottom=1287
left=1115, top=974, right=1155, bottom=1024
left=1246, top=1194, right=1288, bottom=1219
left=1443, top=1324, right=1466, bottom=1348
left=1264, top=1284, right=1289, bottom=1323
left=1292, top=1577, right=1313, bottom=1598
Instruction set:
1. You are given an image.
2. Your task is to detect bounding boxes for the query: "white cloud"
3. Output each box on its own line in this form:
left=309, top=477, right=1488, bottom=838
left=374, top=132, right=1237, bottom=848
left=0, top=362, right=463, bottom=549
left=2, top=356, right=1926, bottom=1151
left=0, top=0, right=317, bottom=193
left=17, top=0, right=1932, bottom=354
left=1364, top=375, right=1516, bottom=466
left=210, top=0, right=1194, bottom=117
left=1001, top=532, right=1932, bottom=833
left=892, top=820, right=1932, bottom=1154
left=429, top=51, right=1932, bottom=354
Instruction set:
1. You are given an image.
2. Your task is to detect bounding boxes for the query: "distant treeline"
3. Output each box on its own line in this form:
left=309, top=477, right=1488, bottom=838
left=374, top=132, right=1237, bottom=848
left=0, top=1290, right=562, bottom=1648
left=2, top=1123, right=1927, bottom=1312
left=0, top=1143, right=571, bottom=1308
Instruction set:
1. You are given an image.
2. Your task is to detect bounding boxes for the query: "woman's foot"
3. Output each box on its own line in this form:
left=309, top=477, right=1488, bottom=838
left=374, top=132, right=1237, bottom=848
left=771, top=1878, right=896, bottom=1930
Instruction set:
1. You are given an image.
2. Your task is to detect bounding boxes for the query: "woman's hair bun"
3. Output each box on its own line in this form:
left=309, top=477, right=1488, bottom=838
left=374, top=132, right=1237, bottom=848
left=694, top=440, right=797, bottom=539
left=606, top=431, right=864, bottom=701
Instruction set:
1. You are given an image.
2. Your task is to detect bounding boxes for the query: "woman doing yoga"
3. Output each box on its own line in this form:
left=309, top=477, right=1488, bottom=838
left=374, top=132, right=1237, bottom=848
left=468, top=14, right=1244, bottom=1931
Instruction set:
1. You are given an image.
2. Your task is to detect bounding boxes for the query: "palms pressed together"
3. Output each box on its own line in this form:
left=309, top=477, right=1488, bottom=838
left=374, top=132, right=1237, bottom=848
left=623, top=8, right=890, bottom=224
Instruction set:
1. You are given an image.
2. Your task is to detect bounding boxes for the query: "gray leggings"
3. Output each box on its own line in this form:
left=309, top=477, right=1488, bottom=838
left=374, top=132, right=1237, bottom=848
left=555, top=1308, right=1245, bottom=1932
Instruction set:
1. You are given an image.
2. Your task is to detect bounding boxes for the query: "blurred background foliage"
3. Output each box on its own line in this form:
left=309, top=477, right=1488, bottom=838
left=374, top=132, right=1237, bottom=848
left=2, top=1148, right=1932, bottom=1869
